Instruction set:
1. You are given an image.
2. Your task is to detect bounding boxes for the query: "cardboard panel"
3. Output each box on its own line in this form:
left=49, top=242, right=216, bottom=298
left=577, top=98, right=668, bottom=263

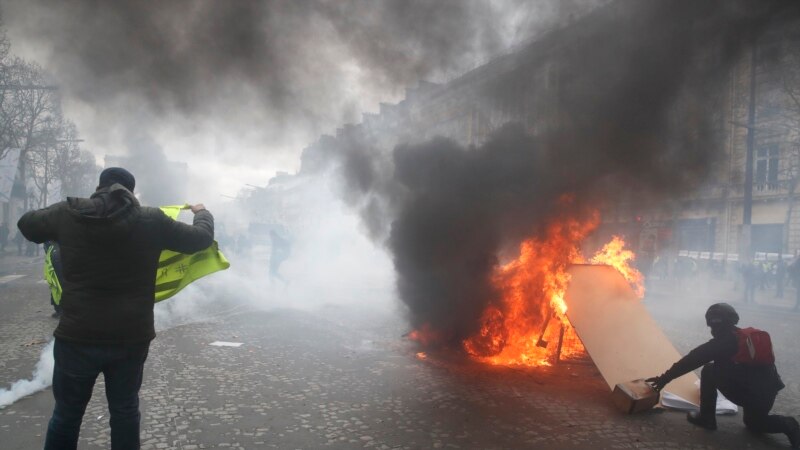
left=564, top=264, right=699, bottom=405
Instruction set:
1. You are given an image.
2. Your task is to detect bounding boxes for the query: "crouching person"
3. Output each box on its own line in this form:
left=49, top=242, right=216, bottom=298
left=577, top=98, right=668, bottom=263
left=646, top=303, right=799, bottom=448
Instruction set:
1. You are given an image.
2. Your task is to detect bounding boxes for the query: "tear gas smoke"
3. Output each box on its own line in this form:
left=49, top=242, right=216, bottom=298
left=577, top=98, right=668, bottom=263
left=153, top=169, right=396, bottom=330
left=0, top=173, right=396, bottom=410
left=0, top=340, right=54, bottom=409
left=327, top=0, right=800, bottom=345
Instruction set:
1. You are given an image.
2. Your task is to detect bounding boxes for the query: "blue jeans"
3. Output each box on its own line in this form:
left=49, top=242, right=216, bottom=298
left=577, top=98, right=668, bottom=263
left=44, top=338, right=150, bottom=450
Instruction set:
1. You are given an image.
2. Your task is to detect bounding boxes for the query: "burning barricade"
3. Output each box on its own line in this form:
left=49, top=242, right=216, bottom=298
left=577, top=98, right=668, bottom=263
left=408, top=208, right=705, bottom=413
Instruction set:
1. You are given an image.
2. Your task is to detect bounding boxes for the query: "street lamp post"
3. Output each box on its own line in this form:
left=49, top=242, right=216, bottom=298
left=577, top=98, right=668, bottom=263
left=741, top=25, right=758, bottom=265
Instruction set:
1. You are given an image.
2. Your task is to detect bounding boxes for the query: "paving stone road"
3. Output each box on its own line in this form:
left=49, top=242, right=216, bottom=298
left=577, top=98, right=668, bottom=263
left=1, top=254, right=799, bottom=449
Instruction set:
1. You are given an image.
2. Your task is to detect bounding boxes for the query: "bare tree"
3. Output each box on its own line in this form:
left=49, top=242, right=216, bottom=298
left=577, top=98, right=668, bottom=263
left=8, top=60, right=59, bottom=152
left=3, top=60, right=61, bottom=208
left=26, top=114, right=99, bottom=206
left=0, top=22, right=96, bottom=210
left=51, top=121, right=98, bottom=199
left=0, top=28, right=23, bottom=160
left=26, top=114, right=64, bottom=207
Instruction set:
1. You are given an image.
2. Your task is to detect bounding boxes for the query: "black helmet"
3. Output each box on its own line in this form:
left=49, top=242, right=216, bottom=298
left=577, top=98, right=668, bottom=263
left=705, top=303, right=739, bottom=327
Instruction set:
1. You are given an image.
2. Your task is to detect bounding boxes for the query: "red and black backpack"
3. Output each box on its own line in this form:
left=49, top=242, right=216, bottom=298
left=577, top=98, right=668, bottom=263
left=732, top=327, right=775, bottom=365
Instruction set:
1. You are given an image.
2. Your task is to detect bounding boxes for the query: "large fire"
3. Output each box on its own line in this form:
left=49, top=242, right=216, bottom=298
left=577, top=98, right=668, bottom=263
left=410, top=208, right=645, bottom=368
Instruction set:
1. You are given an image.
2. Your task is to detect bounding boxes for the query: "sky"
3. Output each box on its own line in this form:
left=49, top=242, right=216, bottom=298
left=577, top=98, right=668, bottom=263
left=0, top=0, right=595, bottom=204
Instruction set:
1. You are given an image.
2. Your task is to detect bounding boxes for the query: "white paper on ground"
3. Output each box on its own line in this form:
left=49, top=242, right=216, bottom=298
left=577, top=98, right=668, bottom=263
left=209, top=341, right=243, bottom=347
left=661, top=380, right=738, bottom=415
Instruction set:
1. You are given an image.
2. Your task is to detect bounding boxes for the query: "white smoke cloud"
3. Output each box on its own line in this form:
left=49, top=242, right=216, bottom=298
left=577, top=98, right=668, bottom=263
left=0, top=340, right=55, bottom=409
left=153, top=169, right=397, bottom=329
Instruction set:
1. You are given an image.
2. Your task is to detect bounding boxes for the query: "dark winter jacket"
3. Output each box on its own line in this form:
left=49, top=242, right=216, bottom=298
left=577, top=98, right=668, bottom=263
left=17, top=184, right=214, bottom=344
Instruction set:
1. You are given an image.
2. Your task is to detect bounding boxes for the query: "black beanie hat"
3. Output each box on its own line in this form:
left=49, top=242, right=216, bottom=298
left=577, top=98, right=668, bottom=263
left=98, top=167, right=135, bottom=192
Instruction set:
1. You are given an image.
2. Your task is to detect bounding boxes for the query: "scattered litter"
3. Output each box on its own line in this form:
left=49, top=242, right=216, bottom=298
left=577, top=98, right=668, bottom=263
left=22, top=340, right=48, bottom=347
left=97, top=415, right=104, bottom=420
left=209, top=341, right=243, bottom=347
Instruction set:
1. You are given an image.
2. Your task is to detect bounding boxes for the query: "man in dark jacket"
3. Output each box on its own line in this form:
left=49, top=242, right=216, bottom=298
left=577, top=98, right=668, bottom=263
left=17, top=167, right=214, bottom=450
left=647, top=303, right=799, bottom=448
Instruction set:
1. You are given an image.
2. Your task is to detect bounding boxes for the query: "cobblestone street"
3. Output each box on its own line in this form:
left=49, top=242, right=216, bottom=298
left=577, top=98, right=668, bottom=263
left=2, top=254, right=800, bottom=449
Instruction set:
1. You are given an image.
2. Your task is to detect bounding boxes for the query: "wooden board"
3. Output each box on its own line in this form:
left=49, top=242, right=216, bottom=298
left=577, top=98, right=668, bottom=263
left=564, top=264, right=699, bottom=406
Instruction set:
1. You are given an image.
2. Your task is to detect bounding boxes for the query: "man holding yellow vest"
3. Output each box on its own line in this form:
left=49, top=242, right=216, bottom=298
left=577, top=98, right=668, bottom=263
left=17, top=167, right=214, bottom=450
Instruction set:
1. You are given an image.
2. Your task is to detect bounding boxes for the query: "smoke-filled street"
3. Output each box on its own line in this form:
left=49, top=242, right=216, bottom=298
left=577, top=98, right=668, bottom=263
left=2, top=0, right=800, bottom=449
left=2, top=254, right=799, bottom=449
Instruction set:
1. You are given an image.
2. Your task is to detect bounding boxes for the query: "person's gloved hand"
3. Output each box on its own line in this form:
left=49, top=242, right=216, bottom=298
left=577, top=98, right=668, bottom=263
left=645, top=375, right=668, bottom=392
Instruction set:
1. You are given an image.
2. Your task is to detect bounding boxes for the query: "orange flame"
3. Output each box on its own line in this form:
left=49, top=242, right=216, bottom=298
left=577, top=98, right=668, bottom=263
left=460, top=212, right=644, bottom=367
left=590, top=235, right=645, bottom=298
left=407, top=324, right=440, bottom=346
left=462, top=212, right=598, bottom=366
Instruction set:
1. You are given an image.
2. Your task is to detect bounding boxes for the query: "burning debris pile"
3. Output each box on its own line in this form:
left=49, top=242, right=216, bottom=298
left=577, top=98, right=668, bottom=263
left=461, top=217, right=644, bottom=367
left=408, top=194, right=645, bottom=367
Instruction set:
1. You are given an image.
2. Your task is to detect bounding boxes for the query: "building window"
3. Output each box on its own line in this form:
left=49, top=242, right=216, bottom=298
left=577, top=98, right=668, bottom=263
left=751, top=224, right=783, bottom=254
left=755, top=144, right=779, bottom=190
left=676, top=218, right=716, bottom=252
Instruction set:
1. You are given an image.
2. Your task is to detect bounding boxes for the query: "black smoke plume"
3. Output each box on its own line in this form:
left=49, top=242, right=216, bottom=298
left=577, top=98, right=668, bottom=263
left=330, top=0, right=799, bottom=345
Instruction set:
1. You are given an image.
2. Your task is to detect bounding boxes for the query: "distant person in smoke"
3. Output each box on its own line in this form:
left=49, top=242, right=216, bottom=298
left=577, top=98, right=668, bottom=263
left=762, top=262, right=771, bottom=290
left=235, top=234, right=250, bottom=257
left=14, top=230, right=24, bottom=256
left=741, top=261, right=757, bottom=305
left=647, top=303, right=799, bottom=448
left=269, top=229, right=291, bottom=284
left=0, top=221, right=8, bottom=253
left=776, top=259, right=787, bottom=299
left=43, top=241, right=64, bottom=318
left=790, top=255, right=800, bottom=311
left=25, top=237, right=36, bottom=256
left=17, top=167, right=214, bottom=450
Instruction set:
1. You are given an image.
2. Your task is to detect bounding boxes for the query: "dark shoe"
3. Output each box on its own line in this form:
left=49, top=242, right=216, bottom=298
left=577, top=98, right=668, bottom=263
left=51, top=311, right=61, bottom=319
left=788, top=417, right=800, bottom=449
left=687, top=411, right=717, bottom=430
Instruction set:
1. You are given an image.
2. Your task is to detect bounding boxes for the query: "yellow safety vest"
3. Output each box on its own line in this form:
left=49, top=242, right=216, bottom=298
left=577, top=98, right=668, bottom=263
left=44, top=245, right=63, bottom=305
left=43, top=204, right=230, bottom=303
left=155, top=205, right=230, bottom=302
